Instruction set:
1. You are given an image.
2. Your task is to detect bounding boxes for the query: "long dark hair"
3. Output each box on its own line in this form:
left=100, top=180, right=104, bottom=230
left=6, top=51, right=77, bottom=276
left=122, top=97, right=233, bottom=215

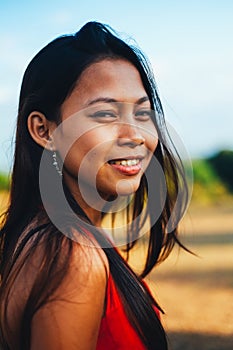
left=0, top=22, right=189, bottom=349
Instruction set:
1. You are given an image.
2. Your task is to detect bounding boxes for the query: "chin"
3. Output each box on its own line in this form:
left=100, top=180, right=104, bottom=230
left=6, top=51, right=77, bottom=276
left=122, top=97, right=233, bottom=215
left=115, top=178, right=140, bottom=196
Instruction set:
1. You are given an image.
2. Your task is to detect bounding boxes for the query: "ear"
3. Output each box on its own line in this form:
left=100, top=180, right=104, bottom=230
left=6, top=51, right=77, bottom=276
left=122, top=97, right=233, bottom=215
left=27, top=111, right=56, bottom=150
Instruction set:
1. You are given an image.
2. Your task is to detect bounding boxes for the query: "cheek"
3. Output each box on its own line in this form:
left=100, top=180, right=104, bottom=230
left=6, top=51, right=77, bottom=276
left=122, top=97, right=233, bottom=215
left=145, top=126, right=158, bottom=154
left=80, top=129, right=110, bottom=161
left=63, top=129, right=110, bottom=172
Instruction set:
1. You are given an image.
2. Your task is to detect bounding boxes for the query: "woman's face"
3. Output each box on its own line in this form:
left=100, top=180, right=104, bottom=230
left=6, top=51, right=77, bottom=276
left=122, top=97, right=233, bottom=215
left=55, top=59, right=158, bottom=203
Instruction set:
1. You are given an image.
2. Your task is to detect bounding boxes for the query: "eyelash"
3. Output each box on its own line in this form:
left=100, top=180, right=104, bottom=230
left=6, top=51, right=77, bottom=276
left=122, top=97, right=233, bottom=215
left=90, top=109, right=153, bottom=121
left=135, top=110, right=152, bottom=120
left=91, top=111, right=117, bottom=119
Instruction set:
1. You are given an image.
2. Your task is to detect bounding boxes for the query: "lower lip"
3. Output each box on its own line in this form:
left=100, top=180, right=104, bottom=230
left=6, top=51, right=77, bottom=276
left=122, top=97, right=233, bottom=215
left=109, top=162, right=142, bottom=175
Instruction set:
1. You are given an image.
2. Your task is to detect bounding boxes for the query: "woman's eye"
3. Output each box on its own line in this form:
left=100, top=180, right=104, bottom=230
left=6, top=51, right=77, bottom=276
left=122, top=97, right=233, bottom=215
left=135, top=110, right=153, bottom=121
left=91, top=111, right=117, bottom=120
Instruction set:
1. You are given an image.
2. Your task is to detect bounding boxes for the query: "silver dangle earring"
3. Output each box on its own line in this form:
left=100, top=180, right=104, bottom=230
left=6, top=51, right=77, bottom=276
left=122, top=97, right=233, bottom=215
left=49, top=140, right=63, bottom=176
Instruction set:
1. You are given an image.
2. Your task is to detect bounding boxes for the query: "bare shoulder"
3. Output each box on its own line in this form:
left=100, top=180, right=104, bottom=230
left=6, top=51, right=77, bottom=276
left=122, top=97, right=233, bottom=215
left=54, top=231, right=109, bottom=301
left=6, top=223, right=109, bottom=349
left=30, top=238, right=109, bottom=349
left=13, top=221, right=109, bottom=291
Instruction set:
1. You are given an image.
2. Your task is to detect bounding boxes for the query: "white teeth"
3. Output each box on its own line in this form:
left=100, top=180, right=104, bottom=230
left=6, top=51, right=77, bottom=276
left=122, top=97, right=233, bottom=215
left=111, top=159, right=140, bottom=166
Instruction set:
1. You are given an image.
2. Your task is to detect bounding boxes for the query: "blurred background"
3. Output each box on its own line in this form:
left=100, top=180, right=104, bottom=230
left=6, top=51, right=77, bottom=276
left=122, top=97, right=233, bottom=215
left=0, top=1, right=233, bottom=349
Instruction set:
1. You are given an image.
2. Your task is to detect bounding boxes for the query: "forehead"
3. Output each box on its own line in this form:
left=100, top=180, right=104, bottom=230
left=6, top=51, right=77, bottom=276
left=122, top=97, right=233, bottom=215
left=75, top=59, right=147, bottom=102
left=60, top=59, right=149, bottom=118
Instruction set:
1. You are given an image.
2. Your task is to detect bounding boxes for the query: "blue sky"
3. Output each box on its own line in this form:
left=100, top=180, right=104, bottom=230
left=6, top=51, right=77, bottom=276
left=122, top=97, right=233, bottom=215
left=1, top=0, right=233, bottom=171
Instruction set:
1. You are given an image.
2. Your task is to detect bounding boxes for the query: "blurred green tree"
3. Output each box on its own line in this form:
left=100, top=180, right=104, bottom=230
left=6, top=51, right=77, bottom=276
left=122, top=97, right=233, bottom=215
left=208, top=150, right=233, bottom=192
left=0, top=173, right=10, bottom=191
left=192, top=159, right=227, bottom=204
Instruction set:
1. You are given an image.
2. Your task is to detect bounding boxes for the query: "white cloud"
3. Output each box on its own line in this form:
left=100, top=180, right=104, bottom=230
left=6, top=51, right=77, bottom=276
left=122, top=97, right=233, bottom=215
left=0, top=86, right=15, bottom=104
left=150, top=50, right=233, bottom=109
left=47, top=10, right=73, bottom=26
left=149, top=51, right=233, bottom=157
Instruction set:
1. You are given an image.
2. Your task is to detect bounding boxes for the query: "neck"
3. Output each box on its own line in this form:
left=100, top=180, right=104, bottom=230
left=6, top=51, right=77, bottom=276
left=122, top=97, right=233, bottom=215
left=64, top=173, right=105, bottom=227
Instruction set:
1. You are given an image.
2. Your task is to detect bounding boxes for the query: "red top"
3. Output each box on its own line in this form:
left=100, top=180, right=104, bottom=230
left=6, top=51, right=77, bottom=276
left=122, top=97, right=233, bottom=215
left=96, top=274, right=159, bottom=349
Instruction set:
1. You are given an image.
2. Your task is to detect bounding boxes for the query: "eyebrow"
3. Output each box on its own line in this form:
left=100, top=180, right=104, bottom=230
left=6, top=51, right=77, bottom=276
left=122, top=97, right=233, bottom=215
left=86, top=96, right=149, bottom=107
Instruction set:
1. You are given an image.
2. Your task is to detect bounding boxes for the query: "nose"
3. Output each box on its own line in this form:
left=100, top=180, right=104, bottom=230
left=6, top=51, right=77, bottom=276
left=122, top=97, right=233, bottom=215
left=117, top=122, right=145, bottom=147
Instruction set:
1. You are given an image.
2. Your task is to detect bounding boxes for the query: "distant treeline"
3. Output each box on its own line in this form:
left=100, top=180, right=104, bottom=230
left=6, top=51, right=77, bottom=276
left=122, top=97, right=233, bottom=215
left=208, top=150, right=233, bottom=192
left=0, top=150, right=233, bottom=199
left=191, top=150, right=233, bottom=204
left=0, top=172, right=10, bottom=191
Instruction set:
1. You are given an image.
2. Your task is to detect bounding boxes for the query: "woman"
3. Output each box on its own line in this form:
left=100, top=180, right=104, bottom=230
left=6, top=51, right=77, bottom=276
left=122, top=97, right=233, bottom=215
left=0, top=22, right=189, bottom=349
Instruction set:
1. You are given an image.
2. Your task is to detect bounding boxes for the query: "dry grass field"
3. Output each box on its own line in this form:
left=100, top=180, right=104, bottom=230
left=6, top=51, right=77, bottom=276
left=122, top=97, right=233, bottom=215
left=129, top=204, right=233, bottom=350
left=0, top=191, right=9, bottom=214
left=0, top=191, right=232, bottom=349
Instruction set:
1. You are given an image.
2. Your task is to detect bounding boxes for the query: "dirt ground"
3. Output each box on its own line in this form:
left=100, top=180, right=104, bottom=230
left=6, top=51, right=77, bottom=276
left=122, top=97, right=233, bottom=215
left=0, top=191, right=8, bottom=214
left=1, top=192, right=232, bottom=349
left=129, top=204, right=233, bottom=350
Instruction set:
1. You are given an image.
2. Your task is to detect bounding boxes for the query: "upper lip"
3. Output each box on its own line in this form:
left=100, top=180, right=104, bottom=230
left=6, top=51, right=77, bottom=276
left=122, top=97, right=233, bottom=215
left=107, top=155, right=144, bottom=162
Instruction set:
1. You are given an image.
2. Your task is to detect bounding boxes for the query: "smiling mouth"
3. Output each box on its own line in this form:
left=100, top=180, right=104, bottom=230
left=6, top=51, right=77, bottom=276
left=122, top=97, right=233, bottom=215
left=107, top=158, right=143, bottom=175
left=108, top=159, right=140, bottom=166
